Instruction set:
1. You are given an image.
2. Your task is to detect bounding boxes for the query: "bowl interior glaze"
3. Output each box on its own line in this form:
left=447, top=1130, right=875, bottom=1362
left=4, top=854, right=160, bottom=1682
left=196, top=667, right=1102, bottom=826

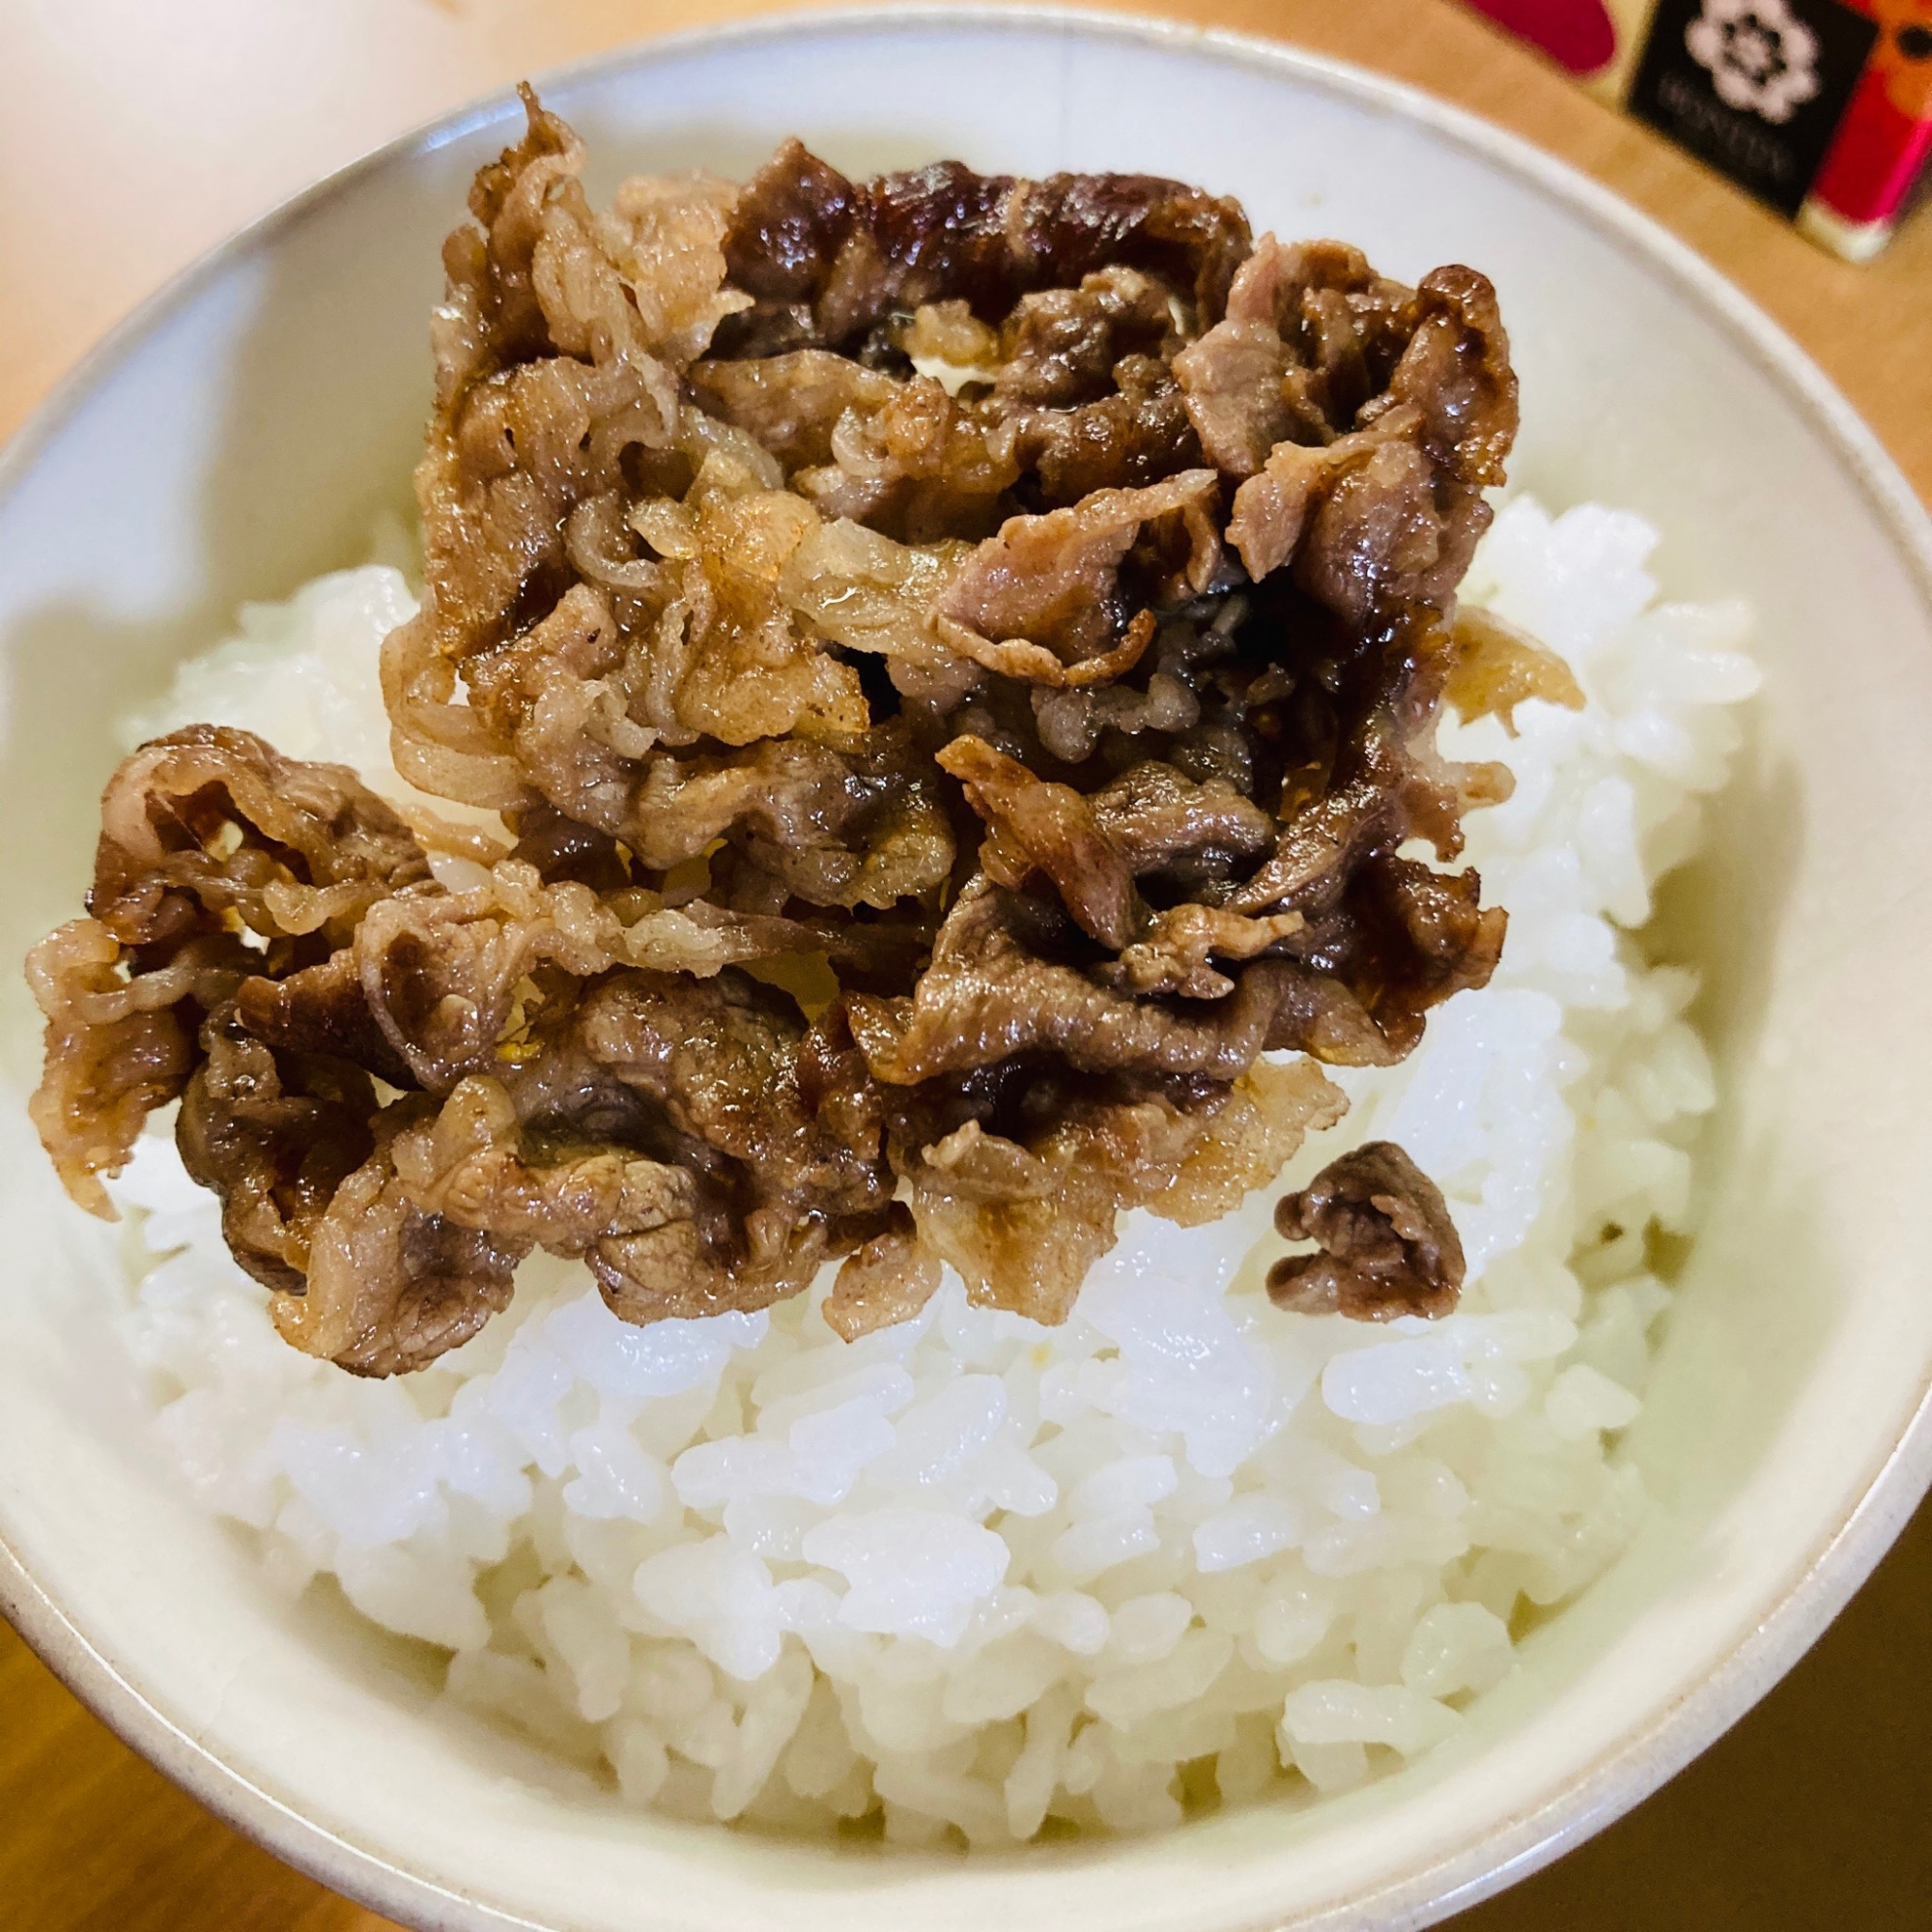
left=1, top=14, right=1930, bottom=1932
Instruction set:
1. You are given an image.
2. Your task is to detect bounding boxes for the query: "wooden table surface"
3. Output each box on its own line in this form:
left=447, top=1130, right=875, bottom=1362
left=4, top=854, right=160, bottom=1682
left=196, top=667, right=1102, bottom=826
left=2, top=2, right=1928, bottom=1926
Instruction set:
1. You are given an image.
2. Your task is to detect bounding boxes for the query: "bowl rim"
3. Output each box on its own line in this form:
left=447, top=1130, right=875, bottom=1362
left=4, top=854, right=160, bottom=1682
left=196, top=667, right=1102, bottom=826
left=3, top=8, right=1931, bottom=1929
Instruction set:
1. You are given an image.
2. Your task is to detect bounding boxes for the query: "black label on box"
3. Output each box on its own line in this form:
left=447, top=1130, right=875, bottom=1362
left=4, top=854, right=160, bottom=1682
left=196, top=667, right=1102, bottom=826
left=1629, top=0, right=1878, bottom=216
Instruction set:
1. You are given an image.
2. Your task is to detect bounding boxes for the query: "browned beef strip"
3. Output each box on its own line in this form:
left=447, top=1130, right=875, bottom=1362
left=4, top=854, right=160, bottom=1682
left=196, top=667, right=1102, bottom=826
left=719, top=143, right=1252, bottom=355
left=176, top=1008, right=383, bottom=1299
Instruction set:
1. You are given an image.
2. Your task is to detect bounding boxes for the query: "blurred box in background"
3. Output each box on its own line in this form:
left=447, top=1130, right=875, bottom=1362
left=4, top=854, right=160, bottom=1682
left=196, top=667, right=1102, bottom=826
left=1460, top=0, right=1932, bottom=257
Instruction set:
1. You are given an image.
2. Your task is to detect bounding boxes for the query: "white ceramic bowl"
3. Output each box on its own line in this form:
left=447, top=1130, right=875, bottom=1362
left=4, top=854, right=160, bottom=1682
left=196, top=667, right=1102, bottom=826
left=3, top=10, right=1930, bottom=1928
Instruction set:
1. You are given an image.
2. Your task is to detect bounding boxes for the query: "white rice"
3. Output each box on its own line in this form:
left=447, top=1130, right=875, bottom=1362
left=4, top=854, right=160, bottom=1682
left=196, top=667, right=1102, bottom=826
left=107, top=497, right=1758, bottom=1841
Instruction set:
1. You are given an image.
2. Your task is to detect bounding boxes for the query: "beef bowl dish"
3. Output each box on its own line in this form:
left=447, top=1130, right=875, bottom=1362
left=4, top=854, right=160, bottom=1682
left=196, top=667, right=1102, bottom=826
left=2, top=16, right=1930, bottom=1932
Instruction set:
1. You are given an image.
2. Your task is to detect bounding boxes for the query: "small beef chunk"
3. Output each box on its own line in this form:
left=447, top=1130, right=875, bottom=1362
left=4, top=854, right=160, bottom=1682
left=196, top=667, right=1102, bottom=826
left=1267, top=1140, right=1465, bottom=1320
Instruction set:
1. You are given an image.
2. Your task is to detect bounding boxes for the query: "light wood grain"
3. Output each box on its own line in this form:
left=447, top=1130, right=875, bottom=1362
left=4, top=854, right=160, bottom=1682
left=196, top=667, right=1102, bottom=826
left=2, top=2, right=1928, bottom=1928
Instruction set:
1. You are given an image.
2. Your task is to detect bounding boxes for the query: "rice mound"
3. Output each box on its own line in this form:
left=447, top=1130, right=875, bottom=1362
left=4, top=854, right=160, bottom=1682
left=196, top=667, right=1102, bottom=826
left=109, top=497, right=1757, bottom=1841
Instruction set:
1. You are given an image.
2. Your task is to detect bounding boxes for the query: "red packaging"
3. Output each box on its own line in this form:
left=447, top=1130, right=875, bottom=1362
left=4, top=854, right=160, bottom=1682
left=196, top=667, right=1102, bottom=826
left=1804, top=2, right=1932, bottom=255
left=1459, top=0, right=1932, bottom=258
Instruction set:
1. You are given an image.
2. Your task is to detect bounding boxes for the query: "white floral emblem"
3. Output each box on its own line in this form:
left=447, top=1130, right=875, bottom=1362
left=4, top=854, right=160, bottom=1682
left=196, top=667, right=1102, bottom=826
left=1686, top=0, right=1822, bottom=123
